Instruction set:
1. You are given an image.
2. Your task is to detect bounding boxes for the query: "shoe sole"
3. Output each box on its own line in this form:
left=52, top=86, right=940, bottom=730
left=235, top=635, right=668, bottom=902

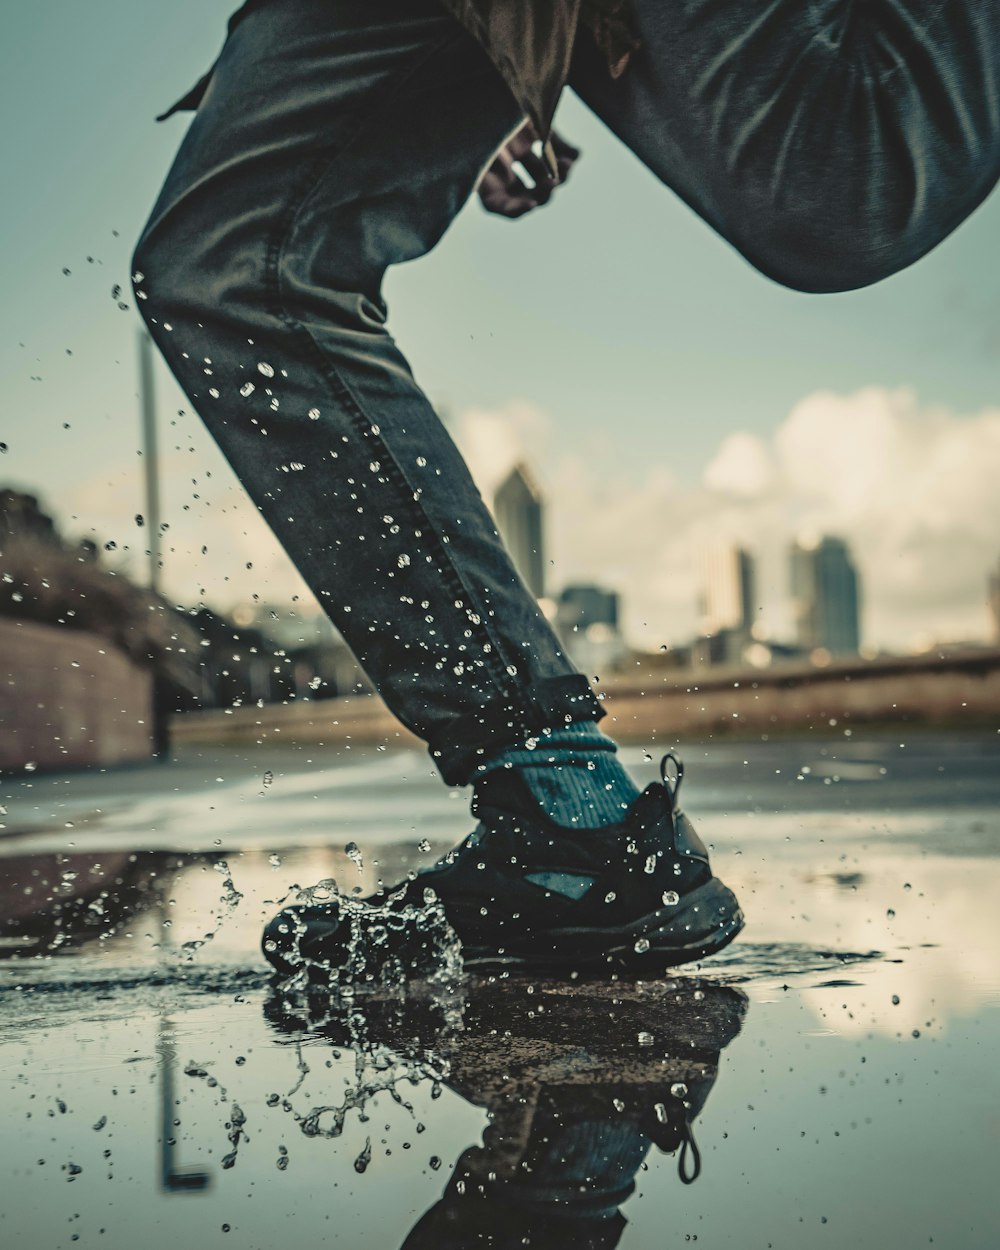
left=461, top=877, right=745, bottom=974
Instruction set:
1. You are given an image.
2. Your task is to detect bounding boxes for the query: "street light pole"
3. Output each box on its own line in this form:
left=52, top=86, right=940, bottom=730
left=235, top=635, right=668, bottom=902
left=138, top=330, right=162, bottom=593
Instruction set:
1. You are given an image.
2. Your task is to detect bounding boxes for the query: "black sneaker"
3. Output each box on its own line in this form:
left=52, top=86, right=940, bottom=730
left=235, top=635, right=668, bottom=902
left=263, top=753, right=744, bottom=977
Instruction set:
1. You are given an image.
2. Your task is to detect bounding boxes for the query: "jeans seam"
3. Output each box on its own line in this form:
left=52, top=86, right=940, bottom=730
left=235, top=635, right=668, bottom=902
left=259, top=33, right=523, bottom=705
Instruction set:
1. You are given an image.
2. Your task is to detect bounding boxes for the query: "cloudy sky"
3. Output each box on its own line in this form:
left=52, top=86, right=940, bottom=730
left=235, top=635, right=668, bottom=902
left=2, top=1, right=999, bottom=653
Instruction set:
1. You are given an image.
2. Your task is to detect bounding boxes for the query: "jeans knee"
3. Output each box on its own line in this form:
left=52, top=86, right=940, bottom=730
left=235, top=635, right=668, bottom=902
left=130, top=224, right=188, bottom=328
left=737, top=217, right=904, bottom=295
left=130, top=236, right=157, bottom=324
left=130, top=206, right=234, bottom=329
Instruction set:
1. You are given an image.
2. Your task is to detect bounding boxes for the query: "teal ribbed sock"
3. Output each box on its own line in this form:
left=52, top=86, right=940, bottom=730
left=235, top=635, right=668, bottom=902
left=478, top=720, right=641, bottom=829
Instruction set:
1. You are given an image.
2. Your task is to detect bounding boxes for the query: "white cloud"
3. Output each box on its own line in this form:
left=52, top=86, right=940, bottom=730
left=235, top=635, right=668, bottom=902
left=703, top=431, right=775, bottom=497
left=457, top=388, right=1000, bottom=652
left=454, top=401, right=551, bottom=498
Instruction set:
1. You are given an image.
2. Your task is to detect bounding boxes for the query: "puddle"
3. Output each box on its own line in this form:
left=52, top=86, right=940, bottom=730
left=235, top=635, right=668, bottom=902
left=2, top=736, right=999, bottom=1248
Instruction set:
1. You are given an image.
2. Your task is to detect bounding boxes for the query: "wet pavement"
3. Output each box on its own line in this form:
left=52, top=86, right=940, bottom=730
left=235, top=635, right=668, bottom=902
left=1, top=732, right=999, bottom=1249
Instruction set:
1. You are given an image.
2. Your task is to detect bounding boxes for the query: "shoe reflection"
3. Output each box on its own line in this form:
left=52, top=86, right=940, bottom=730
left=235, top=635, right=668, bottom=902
left=265, top=975, right=747, bottom=1248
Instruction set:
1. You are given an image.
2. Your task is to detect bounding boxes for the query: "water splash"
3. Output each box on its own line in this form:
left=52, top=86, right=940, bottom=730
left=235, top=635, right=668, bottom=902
left=179, top=859, right=244, bottom=961
left=271, top=879, right=463, bottom=995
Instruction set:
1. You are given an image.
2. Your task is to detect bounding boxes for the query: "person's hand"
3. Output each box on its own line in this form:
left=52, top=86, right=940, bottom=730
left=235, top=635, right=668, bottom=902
left=476, top=123, right=581, bottom=218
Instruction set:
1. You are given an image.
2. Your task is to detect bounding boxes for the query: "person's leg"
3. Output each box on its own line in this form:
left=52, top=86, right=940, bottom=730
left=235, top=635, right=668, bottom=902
left=571, top=0, right=999, bottom=293
left=134, top=0, right=741, bottom=973
left=133, top=0, right=602, bottom=788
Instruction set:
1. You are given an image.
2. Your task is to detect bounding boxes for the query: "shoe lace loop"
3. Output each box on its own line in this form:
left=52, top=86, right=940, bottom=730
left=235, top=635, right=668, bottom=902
left=677, top=1115, right=702, bottom=1184
left=659, top=752, right=684, bottom=806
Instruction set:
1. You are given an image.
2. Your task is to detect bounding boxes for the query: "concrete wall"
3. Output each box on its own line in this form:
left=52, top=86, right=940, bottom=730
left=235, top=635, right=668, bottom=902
left=0, top=618, right=153, bottom=772
left=601, top=649, right=1000, bottom=741
left=170, top=649, right=1000, bottom=751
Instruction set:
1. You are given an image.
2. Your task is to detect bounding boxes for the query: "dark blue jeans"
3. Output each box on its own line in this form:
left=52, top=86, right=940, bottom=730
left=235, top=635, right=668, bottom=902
left=134, top=0, right=998, bottom=783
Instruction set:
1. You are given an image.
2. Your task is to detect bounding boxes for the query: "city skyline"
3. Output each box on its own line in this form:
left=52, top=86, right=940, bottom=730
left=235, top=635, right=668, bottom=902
left=4, top=393, right=998, bottom=659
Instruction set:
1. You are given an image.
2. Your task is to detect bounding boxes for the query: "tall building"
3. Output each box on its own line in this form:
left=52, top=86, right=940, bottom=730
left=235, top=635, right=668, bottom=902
left=555, top=584, right=625, bottom=672
left=493, top=463, right=545, bottom=598
left=556, top=584, right=620, bottom=635
left=790, top=535, right=861, bottom=656
left=700, top=546, right=755, bottom=635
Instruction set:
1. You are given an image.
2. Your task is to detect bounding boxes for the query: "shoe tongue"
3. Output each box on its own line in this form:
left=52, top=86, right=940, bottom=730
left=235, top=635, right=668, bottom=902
left=630, top=782, right=674, bottom=828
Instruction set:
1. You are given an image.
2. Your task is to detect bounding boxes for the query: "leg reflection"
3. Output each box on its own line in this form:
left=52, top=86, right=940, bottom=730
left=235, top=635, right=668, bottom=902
left=264, top=976, right=748, bottom=1247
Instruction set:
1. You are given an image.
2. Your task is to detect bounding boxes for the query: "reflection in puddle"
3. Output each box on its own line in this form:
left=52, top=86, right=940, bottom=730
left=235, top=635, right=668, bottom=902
left=266, top=975, right=746, bottom=1247
left=158, top=1020, right=211, bottom=1192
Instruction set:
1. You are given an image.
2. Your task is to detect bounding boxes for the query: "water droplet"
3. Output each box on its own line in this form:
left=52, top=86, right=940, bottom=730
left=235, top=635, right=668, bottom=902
left=654, top=1102, right=668, bottom=1123
left=604, top=891, right=616, bottom=903
left=239, top=381, right=255, bottom=397
left=345, top=842, right=363, bottom=870
left=634, top=937, right=650, bottom=954
left=638, top=1031, right=654, bottom=1046
left=308, top=407, right=320, bottom=420
left=257, top=362, right=274, bottom=377
left=353, top=1138, right=372, bottom=1174
left=418, top=839, right=431, bottom=853
left=661, top=890, right=679, bottom=906
left=644, top=854, right=657, bottom=874
left=671, top=1082, right=688, bottom=1098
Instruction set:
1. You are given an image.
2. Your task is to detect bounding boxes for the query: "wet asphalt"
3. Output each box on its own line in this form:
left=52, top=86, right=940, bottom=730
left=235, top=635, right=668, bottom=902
left=1, top=730, right=998, bottom=1249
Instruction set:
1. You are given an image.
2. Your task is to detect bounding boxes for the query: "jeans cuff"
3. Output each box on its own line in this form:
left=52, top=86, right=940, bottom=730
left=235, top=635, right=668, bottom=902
left=427, top=674, right=605, bottom=786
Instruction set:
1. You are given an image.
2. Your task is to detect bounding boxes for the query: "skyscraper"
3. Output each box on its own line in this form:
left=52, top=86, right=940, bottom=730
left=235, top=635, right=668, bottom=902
left=700, top=545, right=755, bottom=635
left=556, top=584, right=620, bottom=635
left=493, top=463, right=545, bottom=598
left=555, top=584, right=625, bottom=672
left=790, top=535, right=861, bottom=656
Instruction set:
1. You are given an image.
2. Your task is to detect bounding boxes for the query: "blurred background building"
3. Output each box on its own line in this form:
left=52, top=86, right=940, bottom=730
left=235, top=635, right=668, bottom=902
left=555, top=583, right=626, bottom=673
left=693, top=545, right=757, bottom=667
left=492, top=463, right=545, bottom=598
left=790, top=534, right=862, bottom=659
